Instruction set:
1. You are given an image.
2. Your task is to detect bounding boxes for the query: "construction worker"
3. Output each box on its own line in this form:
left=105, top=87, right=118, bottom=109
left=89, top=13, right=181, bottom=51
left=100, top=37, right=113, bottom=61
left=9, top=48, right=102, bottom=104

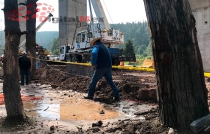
left=19, top=52, right=31, bottom=85
left=84, top=38, right=120, bottom=101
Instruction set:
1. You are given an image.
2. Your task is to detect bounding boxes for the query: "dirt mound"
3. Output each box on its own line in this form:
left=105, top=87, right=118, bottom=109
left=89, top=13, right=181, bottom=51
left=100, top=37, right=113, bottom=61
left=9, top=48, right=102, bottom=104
left=32, top=66, right=156, bottom=103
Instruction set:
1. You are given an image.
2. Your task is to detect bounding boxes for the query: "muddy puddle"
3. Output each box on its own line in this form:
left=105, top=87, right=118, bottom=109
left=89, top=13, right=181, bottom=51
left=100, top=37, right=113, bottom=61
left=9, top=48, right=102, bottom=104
left=0, top=83, right=156, bottom=131
left=23, top=100, right=124, bottom=121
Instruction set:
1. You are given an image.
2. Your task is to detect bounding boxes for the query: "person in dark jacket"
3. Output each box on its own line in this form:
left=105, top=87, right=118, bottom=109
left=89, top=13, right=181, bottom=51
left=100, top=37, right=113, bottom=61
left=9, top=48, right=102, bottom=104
left=84, top=38, right=120, bottom=101
left=19, top=52, right=31, bottom=85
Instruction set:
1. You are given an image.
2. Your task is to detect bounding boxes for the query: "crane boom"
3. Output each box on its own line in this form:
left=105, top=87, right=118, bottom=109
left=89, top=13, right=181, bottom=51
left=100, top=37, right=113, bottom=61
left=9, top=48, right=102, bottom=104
left=36, top=13, right=53, bottom=32
left=59, top=0, right=135, bottom=65
left=90, top=0, right=110, bottom=30
left=19, top=13, right=53, bottom=49
left=87, top=0, right=124, bottom=46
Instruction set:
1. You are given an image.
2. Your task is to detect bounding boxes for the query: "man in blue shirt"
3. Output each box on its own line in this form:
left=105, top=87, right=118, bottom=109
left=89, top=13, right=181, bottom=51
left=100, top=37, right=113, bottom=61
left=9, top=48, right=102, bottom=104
left=84, top=38, right=120, bottom=101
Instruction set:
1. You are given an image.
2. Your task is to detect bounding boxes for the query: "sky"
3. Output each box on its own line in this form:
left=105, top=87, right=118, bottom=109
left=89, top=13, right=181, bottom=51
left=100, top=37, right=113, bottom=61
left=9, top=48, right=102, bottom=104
left=0, top=0, right=147, bottom=31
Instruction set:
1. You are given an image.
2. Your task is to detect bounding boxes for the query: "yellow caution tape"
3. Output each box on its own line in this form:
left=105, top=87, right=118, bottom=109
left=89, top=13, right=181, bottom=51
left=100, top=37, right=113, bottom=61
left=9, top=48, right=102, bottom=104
left=28, top=58, right=210, bottom=78
left=112, top=66, right=155, bottom=72
left=204, top=72, right=210, bottom=78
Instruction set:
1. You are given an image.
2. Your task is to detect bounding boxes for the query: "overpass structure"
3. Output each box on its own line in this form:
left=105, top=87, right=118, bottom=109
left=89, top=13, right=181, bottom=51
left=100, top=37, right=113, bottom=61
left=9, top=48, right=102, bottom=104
left=189, top=0, right=210, bottom=72
left=59, top=0, right=87, bottom=46
left=58, top=0, right=210, bottom=72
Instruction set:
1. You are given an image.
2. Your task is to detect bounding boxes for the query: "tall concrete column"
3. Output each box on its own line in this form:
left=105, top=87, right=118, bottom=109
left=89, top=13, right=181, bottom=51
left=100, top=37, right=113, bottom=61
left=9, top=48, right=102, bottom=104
left=189, top=0, right=210, bottom=72
left=18, top=0, right=27, bottom=51
left=59, top=0, right=87, bottom=46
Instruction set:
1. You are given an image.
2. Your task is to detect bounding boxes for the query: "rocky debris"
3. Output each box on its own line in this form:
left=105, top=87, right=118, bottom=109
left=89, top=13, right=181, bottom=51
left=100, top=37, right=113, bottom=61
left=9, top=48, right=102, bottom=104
left=92, top=121, right=103, bottom=127
left=76, top=125, right=83, bottom=133
left=51, top=84, right=58, bottom=89
left=100, top=117, right=168, bottom=134
left=168, top=128, right=176, bottom=134
left=50, top=125, right=55, bottom=131
left=207, top=78, right=210, bottom=82
left=134, top=108, right=157, bottom=115
left=100, top=110, right=105, bottom=114
left=87, top=127, right=101, bottom=133
left=41, top=70, right=47, bottom=78
left=137, top=88, right=157, bottom=101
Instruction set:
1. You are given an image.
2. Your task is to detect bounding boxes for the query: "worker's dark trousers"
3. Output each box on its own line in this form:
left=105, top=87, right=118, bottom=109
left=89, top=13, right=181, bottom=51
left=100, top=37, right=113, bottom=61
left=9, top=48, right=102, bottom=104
left=88, top=67, right=119, bottom=98
left=20, top=69, right=29, bottom=85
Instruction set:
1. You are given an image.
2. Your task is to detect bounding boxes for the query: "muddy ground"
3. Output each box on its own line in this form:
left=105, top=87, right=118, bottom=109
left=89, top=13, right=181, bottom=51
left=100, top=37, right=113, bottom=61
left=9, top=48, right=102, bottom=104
left=32, top=65, right=166, bottom=133
left=34, top=65, right=157, bottom=103
left=0, top=65, right=210, bottom=133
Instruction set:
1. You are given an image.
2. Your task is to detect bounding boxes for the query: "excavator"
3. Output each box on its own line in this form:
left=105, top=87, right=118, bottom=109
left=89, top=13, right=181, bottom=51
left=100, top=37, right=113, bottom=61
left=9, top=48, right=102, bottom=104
left=59, top=0, right=136, bottom=65
left=19, top=13, right=53, bottom=60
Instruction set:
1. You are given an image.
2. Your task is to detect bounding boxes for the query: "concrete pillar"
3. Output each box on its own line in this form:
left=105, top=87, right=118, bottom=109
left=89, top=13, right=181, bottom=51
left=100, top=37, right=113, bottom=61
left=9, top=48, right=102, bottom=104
left=189, top=0, right=210, bottom=72
left=66, top=64, right=94, bottom=77
left=18, top=0, right=27, bottom=51
left=0, top=0, right=4, bottom=50
left=59, top=0, right=87, bottom=46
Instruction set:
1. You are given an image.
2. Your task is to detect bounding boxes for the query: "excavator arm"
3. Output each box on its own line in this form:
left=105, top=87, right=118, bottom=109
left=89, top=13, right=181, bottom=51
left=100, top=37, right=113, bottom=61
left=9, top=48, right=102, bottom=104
left=19, top=13, right=53, bottom=50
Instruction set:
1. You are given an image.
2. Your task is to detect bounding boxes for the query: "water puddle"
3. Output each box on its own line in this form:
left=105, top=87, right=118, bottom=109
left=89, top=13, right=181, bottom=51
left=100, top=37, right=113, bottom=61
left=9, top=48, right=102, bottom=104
left=0, top=84, right=156, bottom=124
left=10, top=84, right=124, bottom=121
left=24, top=100, right=124, bottom=121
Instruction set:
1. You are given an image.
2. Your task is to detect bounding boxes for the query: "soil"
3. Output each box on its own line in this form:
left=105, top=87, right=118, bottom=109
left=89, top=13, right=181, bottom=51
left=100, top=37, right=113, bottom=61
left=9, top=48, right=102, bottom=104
left=34, top=65, right=157, bottom=103
left=0, top=65, right=209, bottom=133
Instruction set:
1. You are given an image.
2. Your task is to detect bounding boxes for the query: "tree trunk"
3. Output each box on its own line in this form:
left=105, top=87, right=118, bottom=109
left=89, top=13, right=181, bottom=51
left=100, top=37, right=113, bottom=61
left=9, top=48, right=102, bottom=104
left=143, top=0, right=209, bottom=128
left=3, top=0, right=26, bottom=120
left=26, top=0, right=37, bottom=79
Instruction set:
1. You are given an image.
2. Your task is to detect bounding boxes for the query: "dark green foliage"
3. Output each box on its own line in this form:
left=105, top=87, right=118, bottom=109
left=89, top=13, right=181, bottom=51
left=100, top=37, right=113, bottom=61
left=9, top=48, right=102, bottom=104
left=111, top=21, right=152, bottom=57
left=145, top=42, right=153, bottom=57
left=36, top=31, right=58, bottom=51
left=0, top=31, right=5, bottom=46
left=0, top=31, right=58, bottom=51
left=51, top=38, right=59, bottom=55
left=123, top=39, right=135, bottom=56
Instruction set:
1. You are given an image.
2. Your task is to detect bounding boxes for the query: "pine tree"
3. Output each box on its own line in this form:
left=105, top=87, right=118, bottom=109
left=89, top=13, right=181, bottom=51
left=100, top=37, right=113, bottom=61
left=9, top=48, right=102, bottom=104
left=51, top=38, right=59, bottom=55
left=123, top=39, right=135, bottom=56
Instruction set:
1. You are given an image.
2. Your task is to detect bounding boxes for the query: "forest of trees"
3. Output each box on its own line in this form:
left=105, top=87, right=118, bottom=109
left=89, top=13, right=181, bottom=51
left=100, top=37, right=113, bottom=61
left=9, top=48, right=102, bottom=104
left=0, top=31, right=58, bottom=51
left=36, top=31, right=58, bottom=50
left=51, top=38, right=59, bottom=55
left=110, top=22, right=152, bottom=57
left=1, top=22, right=152, bottom=58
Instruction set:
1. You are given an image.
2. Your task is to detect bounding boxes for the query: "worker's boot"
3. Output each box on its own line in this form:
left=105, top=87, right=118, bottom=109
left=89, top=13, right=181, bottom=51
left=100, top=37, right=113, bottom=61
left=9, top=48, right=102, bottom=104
left=83, top=96, right=93, bottom=100
left=114, top=96, right=120, bottom=101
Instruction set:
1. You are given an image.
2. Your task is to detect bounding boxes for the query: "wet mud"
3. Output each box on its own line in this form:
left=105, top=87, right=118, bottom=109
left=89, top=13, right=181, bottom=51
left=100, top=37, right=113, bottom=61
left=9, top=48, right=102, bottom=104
left=1, top=65, right=209, bottom=133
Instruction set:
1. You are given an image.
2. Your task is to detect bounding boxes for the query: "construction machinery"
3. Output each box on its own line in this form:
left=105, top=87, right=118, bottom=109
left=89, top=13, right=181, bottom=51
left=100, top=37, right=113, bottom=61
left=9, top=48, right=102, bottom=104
left=59, top=0, right=136, bottom=65
left=19, top=13, right=53, bottom=59
left=36, top=44, right=51, bottom=60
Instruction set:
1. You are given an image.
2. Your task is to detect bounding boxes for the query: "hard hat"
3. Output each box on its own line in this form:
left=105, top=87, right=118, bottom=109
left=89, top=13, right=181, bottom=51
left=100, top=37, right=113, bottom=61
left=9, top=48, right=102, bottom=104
left=19, top=51, right=26, bottom=55
left=90, top=37, right=101, bottom=47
